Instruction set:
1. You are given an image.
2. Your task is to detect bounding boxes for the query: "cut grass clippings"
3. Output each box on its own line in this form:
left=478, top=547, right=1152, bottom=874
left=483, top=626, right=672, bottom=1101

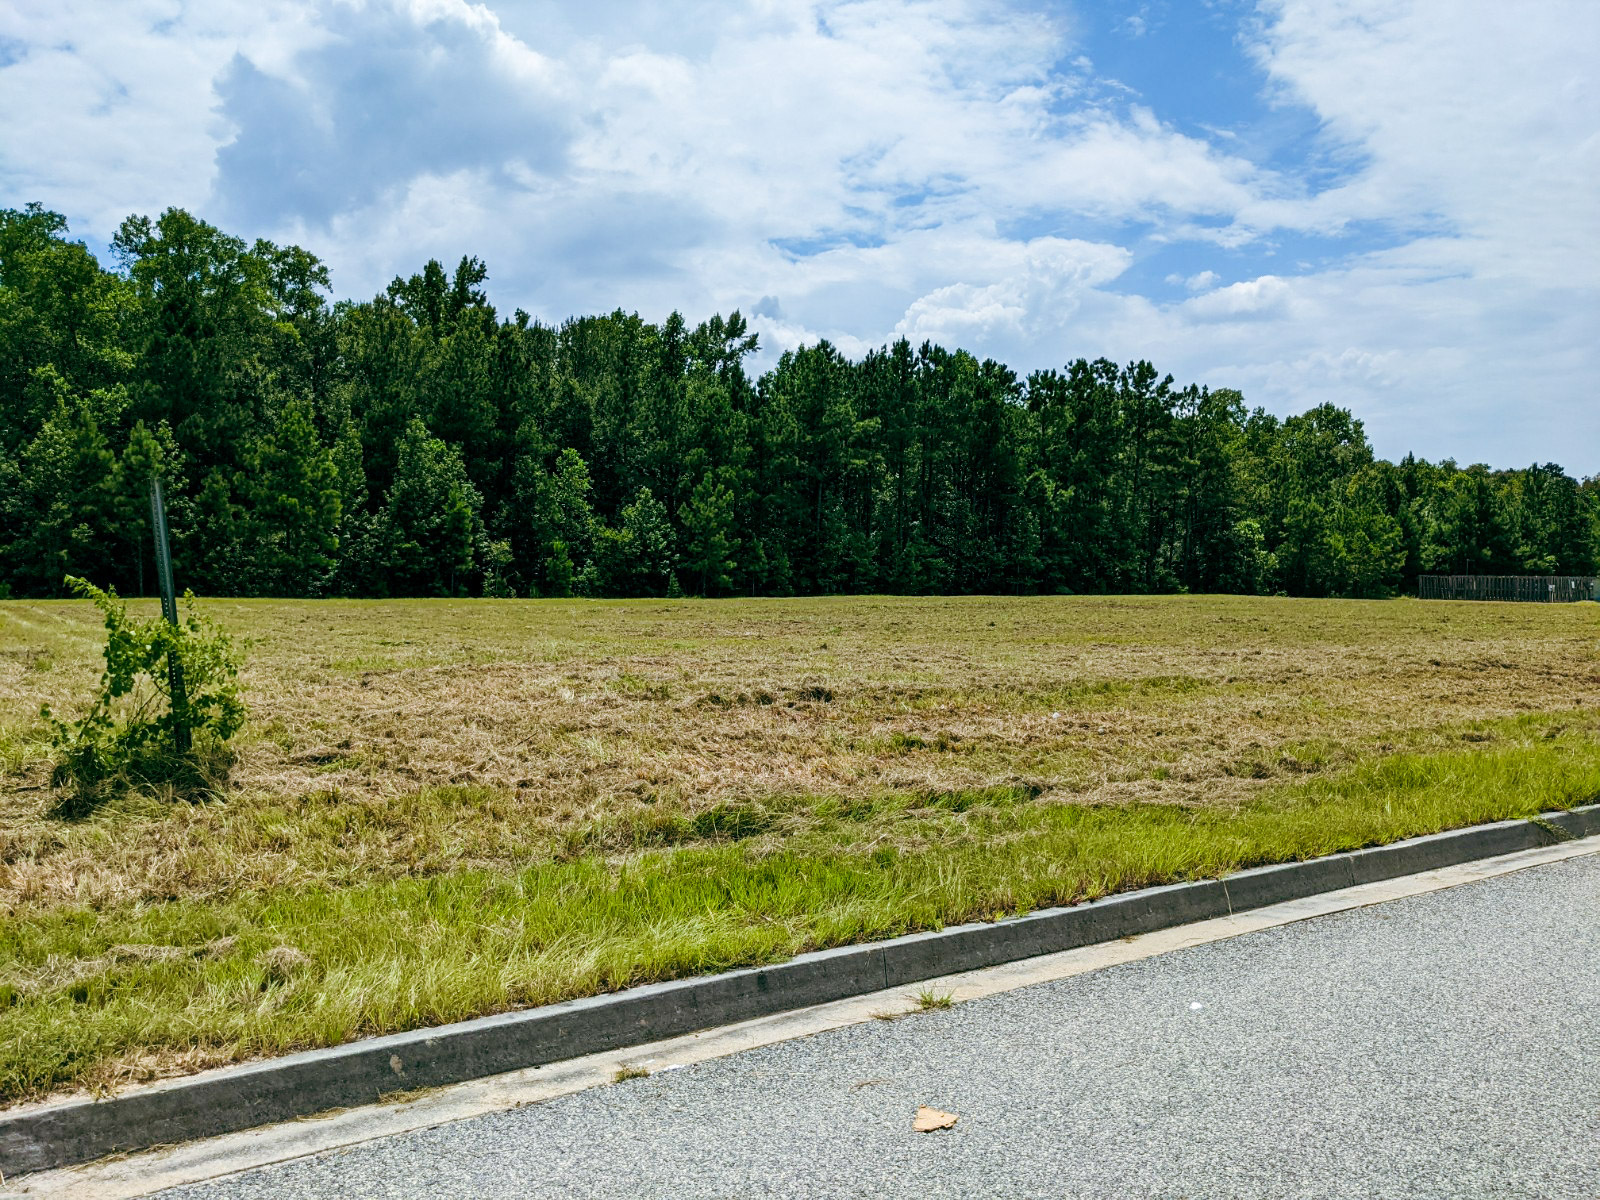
left=2, top=594, right=1596, bottom=1106
left=2, top=733, right=1597, bottom=1106
left=4, top=594, right=1598, bottom=916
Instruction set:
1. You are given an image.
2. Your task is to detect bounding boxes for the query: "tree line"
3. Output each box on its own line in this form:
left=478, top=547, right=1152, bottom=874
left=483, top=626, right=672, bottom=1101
left=2, top=203, right=1596, bottom=601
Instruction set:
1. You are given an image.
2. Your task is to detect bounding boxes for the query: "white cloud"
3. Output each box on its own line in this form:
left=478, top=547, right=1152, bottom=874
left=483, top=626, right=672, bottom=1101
left=1205, top=0, right=1600, bottom=462
left=0, top=0, right=1594, bottom=466
left=895, top=236, right=1133, bottom=347
left=0, top=0, right=317, bottom=229
left=210, top=0, right=571, bottom=228
left=1181, top=275, right=1292, bottom=322
left=2, top=0, right=1263, bottom=284
left=1240, top=0, right=1599, bottom=284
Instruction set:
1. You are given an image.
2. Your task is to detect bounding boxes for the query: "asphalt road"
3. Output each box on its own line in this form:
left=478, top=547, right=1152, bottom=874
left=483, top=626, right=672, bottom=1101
left=164, top=853, right=1600, bottom=1200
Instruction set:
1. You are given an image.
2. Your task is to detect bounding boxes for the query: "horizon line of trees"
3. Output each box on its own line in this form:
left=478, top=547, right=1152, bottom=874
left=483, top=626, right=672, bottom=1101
left=2, top=203, right=1596, bottom=602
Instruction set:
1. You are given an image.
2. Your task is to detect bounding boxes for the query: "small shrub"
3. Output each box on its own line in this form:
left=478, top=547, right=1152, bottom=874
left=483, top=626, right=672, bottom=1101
left=42, top=577, right=246, bottom=811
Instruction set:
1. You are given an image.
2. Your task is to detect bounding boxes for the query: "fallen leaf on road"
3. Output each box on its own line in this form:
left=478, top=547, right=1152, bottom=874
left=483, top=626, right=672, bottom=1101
left=913, top=1106, right=959, bottom=1132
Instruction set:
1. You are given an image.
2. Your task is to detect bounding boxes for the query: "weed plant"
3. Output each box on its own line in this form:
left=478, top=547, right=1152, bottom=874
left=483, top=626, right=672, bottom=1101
left=41, top=578, right=244, bottom=814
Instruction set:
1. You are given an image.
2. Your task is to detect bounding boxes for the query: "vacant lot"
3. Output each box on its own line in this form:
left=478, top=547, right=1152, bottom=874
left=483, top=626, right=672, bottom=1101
left=2, top=594, right=1598, bottom=1103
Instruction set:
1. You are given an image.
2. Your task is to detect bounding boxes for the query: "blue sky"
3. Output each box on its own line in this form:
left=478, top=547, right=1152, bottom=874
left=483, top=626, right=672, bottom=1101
left=2, top=0, right=1596, bottom=469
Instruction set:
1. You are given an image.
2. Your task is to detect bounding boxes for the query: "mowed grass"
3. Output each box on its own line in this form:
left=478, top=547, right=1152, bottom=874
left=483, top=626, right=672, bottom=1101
left=0, top=594, right=1597, bottom=1103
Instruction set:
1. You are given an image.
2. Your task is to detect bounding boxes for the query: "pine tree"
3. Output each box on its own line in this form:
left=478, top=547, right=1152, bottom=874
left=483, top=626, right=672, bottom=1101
left=5, top=392, right=117, bottom=594
left=245, top=397, right=341, bottom=595
left=512, top=447, right=596, bottom=594
left=329, top=419, right=385, bottom=595
left=186, top=468, right=245, bottom=593
left=680, top=469, right=740, bottom=596
left=545, top=540, right=574, bottom=598
left=2, top=204, right=1596, bottom=599
left=383, top=419, right=482, bottom=596
left=596, top=486, right=676, bottom=596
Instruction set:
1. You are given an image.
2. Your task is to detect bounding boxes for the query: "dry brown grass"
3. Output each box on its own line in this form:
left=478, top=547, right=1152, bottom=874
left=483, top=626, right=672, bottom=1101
left=2, top=594, right=1597, bottom=917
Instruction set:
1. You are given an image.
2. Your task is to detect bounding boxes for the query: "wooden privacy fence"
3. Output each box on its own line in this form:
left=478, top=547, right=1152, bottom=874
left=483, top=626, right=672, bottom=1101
left=1417, top=575, right=1599, bottom=603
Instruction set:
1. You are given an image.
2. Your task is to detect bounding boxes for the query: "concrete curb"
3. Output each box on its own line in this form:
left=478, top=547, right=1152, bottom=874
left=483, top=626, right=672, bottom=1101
left=5, top=805, right=1597, bottom=1178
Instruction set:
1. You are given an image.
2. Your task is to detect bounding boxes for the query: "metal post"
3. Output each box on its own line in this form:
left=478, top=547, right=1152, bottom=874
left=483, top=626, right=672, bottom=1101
left=148, top=475, right=192, bottom=754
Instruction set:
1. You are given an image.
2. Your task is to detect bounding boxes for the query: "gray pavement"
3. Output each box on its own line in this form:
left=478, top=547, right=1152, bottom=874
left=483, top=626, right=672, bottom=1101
left=164, top=854, right=1600, bottom=1200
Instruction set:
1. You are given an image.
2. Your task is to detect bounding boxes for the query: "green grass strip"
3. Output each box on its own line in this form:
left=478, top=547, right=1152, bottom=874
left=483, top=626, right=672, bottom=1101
left=3, top=737, right=1598, bottom=1104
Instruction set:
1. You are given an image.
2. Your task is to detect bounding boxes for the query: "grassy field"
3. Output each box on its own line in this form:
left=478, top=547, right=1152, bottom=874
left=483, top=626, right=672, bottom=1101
left=1, top=594, right=1597, bottom=1104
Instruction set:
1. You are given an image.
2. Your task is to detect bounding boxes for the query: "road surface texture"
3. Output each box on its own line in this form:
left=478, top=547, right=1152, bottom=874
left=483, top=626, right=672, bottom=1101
left=163, top=854, right=1600, bottom=1200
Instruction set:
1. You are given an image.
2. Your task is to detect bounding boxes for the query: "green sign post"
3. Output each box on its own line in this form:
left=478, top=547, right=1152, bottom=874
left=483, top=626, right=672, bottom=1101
left=148, top=475, right=192, bottom=754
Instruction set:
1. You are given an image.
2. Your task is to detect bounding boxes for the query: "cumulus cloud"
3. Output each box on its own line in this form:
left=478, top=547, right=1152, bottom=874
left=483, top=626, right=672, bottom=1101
left=0, top=0, right=1594, bottom=465
left=211, top=1, right=570, bottom=227
left=896, top=237, right=1132, bottom=347
left=1239, top=0, right=1599, bottom=283
left=1181, top=275, right=1292, bottom=322
left=0, top=0, right=312, bottom=228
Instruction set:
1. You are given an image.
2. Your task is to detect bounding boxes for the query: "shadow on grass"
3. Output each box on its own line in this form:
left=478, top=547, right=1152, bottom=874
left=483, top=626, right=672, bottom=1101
left=47, top=737, right=235, bottom=821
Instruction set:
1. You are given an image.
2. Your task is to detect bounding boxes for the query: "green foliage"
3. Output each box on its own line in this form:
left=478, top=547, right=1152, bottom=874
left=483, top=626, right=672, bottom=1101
left=112, top=421, right=174, bottom=596
left=1324, top=482, right=1406, bottom=598
left=184, top=468, right=245, bottom=593
left=680, top=469, right=740, bottom=595
left=514, top=447, right=595, bottom=595
left=243, top=397, right=341, bottom=595
left=43, top=577, right=246, bottom=809
left=384, top=419, right=482, bottom=596
left=2, top=388, right=118, bottom=594
left=597, top=487, right=677, bottom=597
left=0, top=204, right=132, bottom=454
left=0, top=202, right=1594, bottom=600
left=481, top=538, right=517, bottom=598
left=544, top=540, right=574, bottom=598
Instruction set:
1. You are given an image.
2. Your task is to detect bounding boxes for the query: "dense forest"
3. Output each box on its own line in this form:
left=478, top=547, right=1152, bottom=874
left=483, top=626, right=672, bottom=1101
left=2, top=203, right=1596, bottom=601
